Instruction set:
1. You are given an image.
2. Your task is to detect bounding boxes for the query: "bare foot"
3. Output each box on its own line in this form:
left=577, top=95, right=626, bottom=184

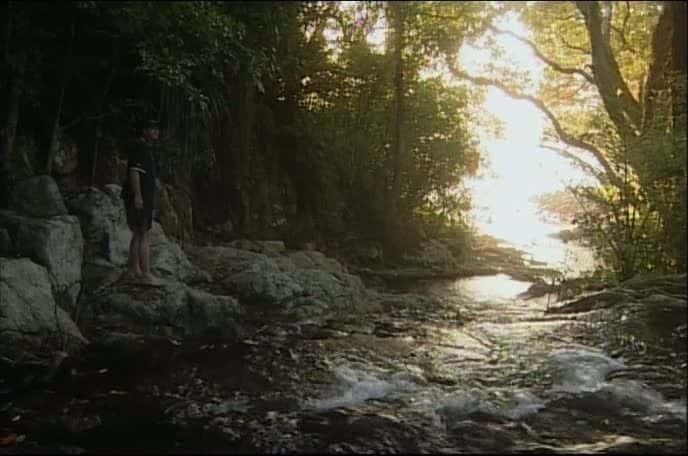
left=120, top=269, right=142, bottom=283
left=139, top=273, right=162, bottom=287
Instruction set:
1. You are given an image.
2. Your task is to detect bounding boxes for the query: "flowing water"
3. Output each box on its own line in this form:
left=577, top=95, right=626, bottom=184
left=161, top=208, right=683, bottom=454
left=250, top=272, right=685, bottom=453
left=154, top=252, right=679, bottom=454
left=8, top=230, right=685, bottom=453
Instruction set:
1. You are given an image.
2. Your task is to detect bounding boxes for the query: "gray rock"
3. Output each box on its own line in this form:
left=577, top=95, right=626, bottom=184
left=284, top=270, right=371, bottom=321
left=437, top=389, right=503, bottom=424
left=81, top=259, right=123, bottom=294
left=66, top=186, right=131, bottom=266
left=10, top=175, right=68, bottom=217
left=274, top=255, right=298, bottom=273
left=593, top=380, right=664, bottom=416
left=284, top=296, right=330, bottom=320
left=197, top=245, right=372, bottom=321
left=88, top=280, right=241, bottom=338
left=227, top=267, right=367, bottom=318
left=0, top=210, right=83, bottom=312
left=154, top=180, right=179, bottom=239
left=290, top=269, right=366, bottom=308
left=227, top=270, right=303, bottom=304
left=0, top=228, right=11, bottom=254
left=67, top=186, right=209, bottom=285
left=0, top=258, right=87, bottom=355
left=287, top=250, right=348, bottom=275
left=196, top=246, right=281, bottom=278
left=546, top=348, right=625, bottom=391
left=437, top=388, right=544, bottom=425
left=228, top=239, right=286, bottom=257
left=149, top=222, right=210, bottom=284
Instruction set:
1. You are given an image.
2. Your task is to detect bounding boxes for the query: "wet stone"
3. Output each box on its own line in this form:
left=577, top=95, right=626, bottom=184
left=5, top=264, right=686, bottom=453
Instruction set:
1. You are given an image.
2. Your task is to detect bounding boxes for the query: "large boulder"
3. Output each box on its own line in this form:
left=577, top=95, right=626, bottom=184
left=284, top=269, right=369, bottom=319
left=0, top=228, right=11, bottom=255
left=0, top=210, right=83, bottom=312
left=194, top=246, right=282, bottom=278
left=66, top=185, right=209, bottom=285
left=149, top=222, right=211, bottom=284
left=287, top=250, right=348, bottom=275
left=228, top=270, right=304, bottom=304
left=195, top=245, right=372, bottom=321
left=0, top=258, right=87, bottom=356
left=65, top=185, right=131, bottom=267
left=156, top=180, right=180, bottom=240
left=9, top=175, right=68, bottom=218
left=86, top=280, right=242, bottom=338
left=228, top=240, right=287, bottom=257
left=194, top=246, right=296, bottom=302
left=154, top=179, right=194, bottom=242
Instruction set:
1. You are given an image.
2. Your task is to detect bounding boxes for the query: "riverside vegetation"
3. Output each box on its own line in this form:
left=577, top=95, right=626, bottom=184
left=1, top=1, right=685, bottom=453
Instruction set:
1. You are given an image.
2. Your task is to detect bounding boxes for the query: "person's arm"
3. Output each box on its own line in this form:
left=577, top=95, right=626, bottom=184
left=129, top=167, right=144, bottom=208
left=128, top=145, right=146, bottom=209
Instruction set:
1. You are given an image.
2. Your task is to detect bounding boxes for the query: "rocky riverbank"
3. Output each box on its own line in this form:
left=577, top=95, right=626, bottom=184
left=1, top=176, right=686, bottom=453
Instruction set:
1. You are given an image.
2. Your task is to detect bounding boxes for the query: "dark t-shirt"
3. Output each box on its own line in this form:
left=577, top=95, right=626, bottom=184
left=123, top=140, right=156, bottom=208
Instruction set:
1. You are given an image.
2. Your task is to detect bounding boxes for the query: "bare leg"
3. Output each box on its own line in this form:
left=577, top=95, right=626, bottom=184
left=139, top=228, right=161, bottom=285
left=139, top=228, right=151, bottom=275
left=126, top=230, right=143, bottom=277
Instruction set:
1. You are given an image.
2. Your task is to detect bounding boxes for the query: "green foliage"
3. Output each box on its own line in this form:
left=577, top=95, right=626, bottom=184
left=1, top=1, right=496, bottom=254
left=568, top=107, right=686, bottom=280
left=293, top=1, right=493, bottom=249
left=509, top=1, right=686, bottom=278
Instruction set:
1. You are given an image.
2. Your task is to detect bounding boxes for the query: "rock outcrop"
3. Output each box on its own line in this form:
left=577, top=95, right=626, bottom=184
left=9, top=175, right=68, bottom=218
left=0, top=175, right=83, bottom=312
left=86, top=280, right=242, bottom=339
left=0, top=258, right=87, bottom=357
left=66, top=185, right=210, bottom=290
left=191, top=245, right=374, bottom=322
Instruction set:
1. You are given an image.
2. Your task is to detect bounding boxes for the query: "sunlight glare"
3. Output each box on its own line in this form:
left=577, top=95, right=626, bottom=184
left=458, top=13, right=593, bottom=267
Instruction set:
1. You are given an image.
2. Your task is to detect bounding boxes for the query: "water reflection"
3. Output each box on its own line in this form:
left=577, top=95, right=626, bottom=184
left=452, top=274, right=532, bottom=302
left=481, top=217, right=597, bottom=277
left=471, top=189, right=597, bottom=277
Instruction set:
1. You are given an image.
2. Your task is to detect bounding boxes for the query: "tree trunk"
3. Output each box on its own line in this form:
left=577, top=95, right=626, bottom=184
left=0, top=52, right=26, bottom=206
left=642, top=3, right=673, bottom=131
left=576, top=1, right=642, bottom=138
left=237, top=75, right=256, bottom=233
left=277, top=3, right=301, bottom=128
left=46, top=13, right=76, bottom=175
left=387, top=2, right=406, bottom=242
left=90, top=40, right=118, bottom=187
left=670, top=0, right=687, bottom=271
left=670, top=0, right=686, bottom=128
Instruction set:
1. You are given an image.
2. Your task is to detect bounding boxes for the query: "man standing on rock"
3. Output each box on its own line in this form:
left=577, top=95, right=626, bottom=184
left=121, top=119, right=161, bottom=286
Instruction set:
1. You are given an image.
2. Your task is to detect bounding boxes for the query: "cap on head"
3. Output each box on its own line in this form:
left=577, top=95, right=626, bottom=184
left=137, top=118, right=159, bottom=132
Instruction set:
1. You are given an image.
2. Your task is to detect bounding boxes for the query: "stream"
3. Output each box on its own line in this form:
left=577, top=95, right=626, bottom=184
left=3, top=234, right=686, bottom=454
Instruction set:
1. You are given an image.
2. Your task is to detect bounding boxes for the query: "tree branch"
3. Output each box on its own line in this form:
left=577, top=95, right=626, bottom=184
left=540, top=144, right=608, bottom=185
left=447, top=65, right=618, bottom=182
left=601, top=1, right=613, bottom=42
left=611, top=1, right=637, bottom=54
left=490, top=25, right=594, bottom=84
left=610, top=24, right=638, bottom=54
left=576, top=1, right=642, bottom=134
left=560, top=34, right=590, bottom=54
